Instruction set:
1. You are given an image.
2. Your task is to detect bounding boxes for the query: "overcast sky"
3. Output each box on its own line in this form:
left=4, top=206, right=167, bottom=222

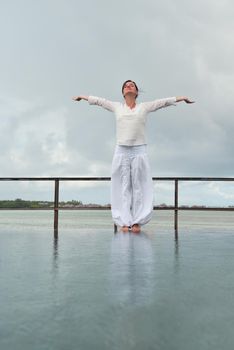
left=0, top=0, right=234, bottom=206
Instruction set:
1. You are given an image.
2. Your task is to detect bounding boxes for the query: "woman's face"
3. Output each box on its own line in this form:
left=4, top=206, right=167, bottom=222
left=123, top=81, right=138, bottom=98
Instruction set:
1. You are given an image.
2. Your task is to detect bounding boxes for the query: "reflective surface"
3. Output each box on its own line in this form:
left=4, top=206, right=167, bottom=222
left=0, top=211, right=234, bottom=350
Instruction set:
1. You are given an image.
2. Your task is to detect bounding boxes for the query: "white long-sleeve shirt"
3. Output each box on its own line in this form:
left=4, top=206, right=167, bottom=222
left=88, top=96, right=177, bottom=146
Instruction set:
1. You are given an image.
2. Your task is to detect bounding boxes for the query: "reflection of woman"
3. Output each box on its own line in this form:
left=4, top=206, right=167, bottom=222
left=73, top=80, right=194, bottom=233
left=109, top=231, right=155, bottom=307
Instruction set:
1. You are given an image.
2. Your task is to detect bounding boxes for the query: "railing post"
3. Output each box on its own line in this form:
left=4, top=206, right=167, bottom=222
left=174, top=179, right=178, bottom=233
left=54, top=179, right=59, bottom=233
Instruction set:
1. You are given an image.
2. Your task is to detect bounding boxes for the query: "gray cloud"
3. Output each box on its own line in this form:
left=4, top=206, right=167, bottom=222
left=0, top=0, right=234, bottom=205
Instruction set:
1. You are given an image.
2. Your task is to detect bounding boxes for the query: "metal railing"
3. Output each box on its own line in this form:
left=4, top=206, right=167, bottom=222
left=0, top=177, right=234, bottom=236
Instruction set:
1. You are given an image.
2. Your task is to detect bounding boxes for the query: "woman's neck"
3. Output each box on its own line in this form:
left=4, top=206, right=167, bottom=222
left=125, top=95, right=136, bottom=109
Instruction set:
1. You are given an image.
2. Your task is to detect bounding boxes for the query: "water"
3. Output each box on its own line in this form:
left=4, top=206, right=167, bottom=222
left=0, top=211, right=234, bottom=350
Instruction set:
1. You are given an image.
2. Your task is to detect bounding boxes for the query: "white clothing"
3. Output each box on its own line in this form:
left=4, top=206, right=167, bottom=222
left=88, top=95, right=176, bottom=146
left=111, top=145, right=153, bottom=227
left=88, top=94, right=176, bottom=226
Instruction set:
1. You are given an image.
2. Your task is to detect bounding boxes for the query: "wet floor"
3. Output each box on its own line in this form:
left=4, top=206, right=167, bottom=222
left=0, top=211, right=234, bottom=350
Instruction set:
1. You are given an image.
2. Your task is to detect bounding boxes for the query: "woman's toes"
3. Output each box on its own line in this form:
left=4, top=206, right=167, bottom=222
left=131, top=224, right=141, bottom=233
left=121, top=226, right=129, bottom=232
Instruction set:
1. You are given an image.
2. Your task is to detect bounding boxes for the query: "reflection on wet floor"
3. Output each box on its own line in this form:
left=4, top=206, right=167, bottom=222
left=1, top=221, right=234, bottom=350
left=109, top=231, right=155, bottom=307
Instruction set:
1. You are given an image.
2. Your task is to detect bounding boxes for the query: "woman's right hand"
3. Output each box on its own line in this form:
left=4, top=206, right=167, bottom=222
left=72, top=95, right=89, bottom=101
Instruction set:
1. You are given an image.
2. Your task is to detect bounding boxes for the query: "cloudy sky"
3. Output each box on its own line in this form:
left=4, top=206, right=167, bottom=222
left=0, top=0, right=234, bottom=206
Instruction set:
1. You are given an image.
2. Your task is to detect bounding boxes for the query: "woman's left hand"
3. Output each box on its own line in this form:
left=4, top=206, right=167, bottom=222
left=176, top=96, right=195, bottom=103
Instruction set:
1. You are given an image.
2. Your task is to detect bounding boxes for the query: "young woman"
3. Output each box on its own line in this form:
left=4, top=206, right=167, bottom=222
left=73, top=80, right=194, bottom=233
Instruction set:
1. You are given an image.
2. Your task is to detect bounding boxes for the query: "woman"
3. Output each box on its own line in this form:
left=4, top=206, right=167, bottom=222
left=73, top=80, right=194, bottom=233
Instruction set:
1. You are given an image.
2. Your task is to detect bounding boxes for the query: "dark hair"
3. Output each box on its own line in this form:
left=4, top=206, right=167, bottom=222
left=122, top=80, right=139, bottom=98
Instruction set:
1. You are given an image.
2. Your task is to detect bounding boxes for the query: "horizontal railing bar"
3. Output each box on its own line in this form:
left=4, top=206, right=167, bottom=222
left=168, top=207, right=234, bottom=211
left=0, top=177, right=234, bottom=182
left=0, top=208, right=55, bottom=210
left=153, top=177, right=234, bottom=181
left=0, top=177, right=111, bottom=181
left=0, top=206, right=233, bottom=211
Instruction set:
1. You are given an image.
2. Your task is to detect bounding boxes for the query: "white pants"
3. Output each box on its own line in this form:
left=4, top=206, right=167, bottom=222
left=111, top=145, right=154, bottom=227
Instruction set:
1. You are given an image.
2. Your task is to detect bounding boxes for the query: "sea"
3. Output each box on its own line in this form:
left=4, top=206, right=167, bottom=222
left=0, top=210, right=234, bottom=350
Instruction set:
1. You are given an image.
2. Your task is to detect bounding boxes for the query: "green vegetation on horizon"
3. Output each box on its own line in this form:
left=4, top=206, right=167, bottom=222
left=0, top=199, right=83, bottom=209
left=0, top=199, right=233, bottom=209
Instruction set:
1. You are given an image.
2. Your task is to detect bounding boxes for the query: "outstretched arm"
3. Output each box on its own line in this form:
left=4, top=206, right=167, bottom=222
left=176, top=96, right=195, bottom=104
left=143, top=96, right=195, bottom=113
left=72, top=95, right=117, bottom=112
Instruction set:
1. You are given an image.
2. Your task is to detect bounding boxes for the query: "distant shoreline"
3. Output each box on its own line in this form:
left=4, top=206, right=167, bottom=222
left=0, top=199, right=109, bottom=209
left=0, top=199, right=233, bottom=209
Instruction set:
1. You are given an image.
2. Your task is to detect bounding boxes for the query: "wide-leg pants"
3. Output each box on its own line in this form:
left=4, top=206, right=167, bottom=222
left=111, top=145, right=154, bottom=227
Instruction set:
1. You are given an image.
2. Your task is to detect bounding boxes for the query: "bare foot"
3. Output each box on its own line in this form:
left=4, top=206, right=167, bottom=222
left=121, top=226, right=129, bottom=233
left=131, top=224, right=141, bottom=233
